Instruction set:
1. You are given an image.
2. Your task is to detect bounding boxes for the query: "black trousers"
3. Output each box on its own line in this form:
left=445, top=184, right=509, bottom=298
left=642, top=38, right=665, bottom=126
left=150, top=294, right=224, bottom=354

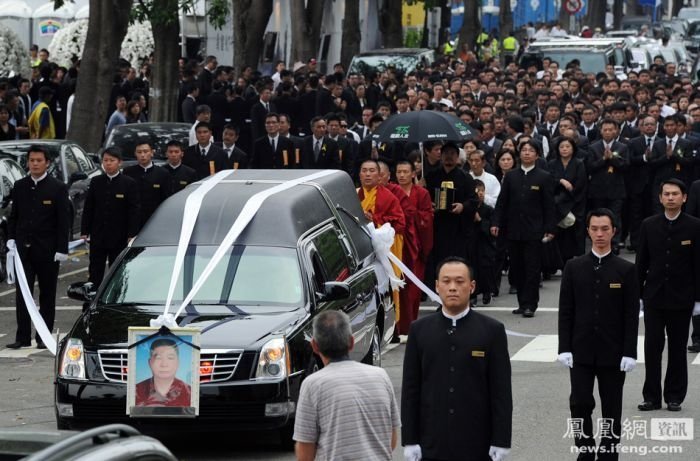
left=589, top=198, right=624, bottom=246
left=643, top=308, right=693, bottom=404
left=88, top=245, right=124, bottom=288
left=508, top=239, right=541, bottom=311
left=14, top=246, right=60, bottom=343
left=569, top=364, right=626, bottom=461
left=626, top=190, right=649, bottom=249
left=692, top=315, right=700, bottom=345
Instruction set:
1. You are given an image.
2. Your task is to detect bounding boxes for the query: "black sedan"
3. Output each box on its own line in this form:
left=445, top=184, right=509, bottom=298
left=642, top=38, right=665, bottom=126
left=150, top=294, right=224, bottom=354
left=102, top=123, right=191, bottom=166
left=0, top=140, right=101, bottom=238
left=0, top=157, right=29, bottom=281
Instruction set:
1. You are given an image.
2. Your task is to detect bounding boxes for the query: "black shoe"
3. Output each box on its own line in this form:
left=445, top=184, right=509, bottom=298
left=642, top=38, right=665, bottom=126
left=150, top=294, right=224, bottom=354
left=493, top=289, right=499, bottom=297
left=638, top=401, right=662, bottom=411
left=6, top=341, right=31, bottom=349
left=667, top=402, right=682, bottom=412
left=522, top=309, right=535, bottom=318
left=688, top=343, right=700, bottom=353
left=390, top=334, right=400, bottom=344
left=508, top=286, right=517, bottom=295
left=36, top=341, right=46, bottom=350
left=512, top=308, right=524, bottom=315
left=482, top=294, right=491, bottom=305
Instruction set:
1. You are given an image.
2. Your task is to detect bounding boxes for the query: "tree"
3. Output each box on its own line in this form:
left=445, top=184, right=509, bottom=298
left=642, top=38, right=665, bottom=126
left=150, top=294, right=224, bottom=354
left=65, top=0, right=133, bottom=151
left=457, top=0, right=480, bottom=52
left=340, top=0, right=361, bottom=70
left=499, top=0, right=513, bottom=38
left=584, top=0, right=606, bottom=30
left=232, top=0, right=273, bottom=71
left=379, top=0, right=403, bottom=48
left=289, top=0, right=324, bottom=65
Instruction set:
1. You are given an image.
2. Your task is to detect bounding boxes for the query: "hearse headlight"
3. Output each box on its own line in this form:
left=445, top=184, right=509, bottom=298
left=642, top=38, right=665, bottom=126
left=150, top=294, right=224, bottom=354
left=59, top=338, right=87, bottom=380
left=255, top=338, right=290, bottom=379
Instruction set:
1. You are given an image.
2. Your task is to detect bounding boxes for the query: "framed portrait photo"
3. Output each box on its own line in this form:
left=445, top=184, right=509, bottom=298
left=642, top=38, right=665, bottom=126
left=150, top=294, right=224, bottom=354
left=126, top=327, right=200, bottom=417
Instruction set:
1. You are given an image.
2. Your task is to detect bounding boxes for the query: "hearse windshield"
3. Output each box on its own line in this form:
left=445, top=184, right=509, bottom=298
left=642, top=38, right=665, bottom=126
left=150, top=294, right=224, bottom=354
left=539, top=50, right=609, bottom=74
left=99, top=246, right=303, bottom=307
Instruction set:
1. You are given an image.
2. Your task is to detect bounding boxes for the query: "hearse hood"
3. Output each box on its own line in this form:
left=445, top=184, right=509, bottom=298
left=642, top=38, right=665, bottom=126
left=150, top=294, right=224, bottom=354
left=72, top=305, right=308, bottom=350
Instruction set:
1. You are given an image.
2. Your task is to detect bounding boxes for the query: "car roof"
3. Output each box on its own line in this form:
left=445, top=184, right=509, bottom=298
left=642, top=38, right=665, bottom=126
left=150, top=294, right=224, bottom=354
left=136, top=170, right=368, bottom=248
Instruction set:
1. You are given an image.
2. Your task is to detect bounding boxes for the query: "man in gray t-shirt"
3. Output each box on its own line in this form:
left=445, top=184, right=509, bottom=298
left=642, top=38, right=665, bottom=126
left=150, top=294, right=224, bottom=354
left=293, top=311, right=400, bottom=460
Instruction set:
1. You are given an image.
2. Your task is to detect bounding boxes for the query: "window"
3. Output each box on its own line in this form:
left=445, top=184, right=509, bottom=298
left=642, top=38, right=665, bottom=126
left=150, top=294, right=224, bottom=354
left=63, top=148, right=80, bottom=179
left=99, top=245, right=303, bottom=307
left=312, top=228, right=350, bottom=282
left=71, top=145, right=93, bottom=171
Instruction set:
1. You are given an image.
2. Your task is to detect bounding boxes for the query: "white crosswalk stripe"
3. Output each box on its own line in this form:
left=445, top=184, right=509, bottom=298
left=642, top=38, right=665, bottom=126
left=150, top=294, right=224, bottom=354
left=693, top=353, right=700, bottom=366
left=0, top=334, right=67, bottom=359
left=510, top=335, right=649, bottom=363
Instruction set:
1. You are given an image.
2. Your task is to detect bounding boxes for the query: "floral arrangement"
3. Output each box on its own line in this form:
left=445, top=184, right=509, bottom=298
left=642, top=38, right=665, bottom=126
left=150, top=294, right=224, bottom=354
left=49, top=19, right=154, bottom=68
left=0, top=25, right=31, bottom=78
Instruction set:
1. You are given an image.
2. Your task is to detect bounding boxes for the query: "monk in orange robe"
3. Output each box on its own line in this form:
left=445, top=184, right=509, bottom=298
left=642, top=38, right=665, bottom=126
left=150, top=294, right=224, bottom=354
left=357, top=159, right=406, bottom=327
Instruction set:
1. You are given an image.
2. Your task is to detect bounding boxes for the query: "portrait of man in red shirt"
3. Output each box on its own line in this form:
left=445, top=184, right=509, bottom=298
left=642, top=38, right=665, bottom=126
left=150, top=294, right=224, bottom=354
left=135, top=338, right=192, bottom=407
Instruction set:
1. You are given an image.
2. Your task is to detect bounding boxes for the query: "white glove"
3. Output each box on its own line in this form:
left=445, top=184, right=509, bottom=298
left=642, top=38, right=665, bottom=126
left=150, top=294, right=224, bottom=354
left=403, top=444, right=422, bottom=461
left=639, top=299, right=644, bottom=312
left=54, top=252, right=68, bottom=262
left=6, top=239, right=16, bottom=251
left=557, top=352, right=573, bottom=368
left=620, top=356, right=636, bottom=372
left=693, top=302, right=700, bottom=316
left=489, top=446, right=511, bottom=461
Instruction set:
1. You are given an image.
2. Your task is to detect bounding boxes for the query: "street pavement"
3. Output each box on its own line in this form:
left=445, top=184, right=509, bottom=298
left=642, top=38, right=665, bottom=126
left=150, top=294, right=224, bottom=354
left=0, top=249, right=698, bottom=460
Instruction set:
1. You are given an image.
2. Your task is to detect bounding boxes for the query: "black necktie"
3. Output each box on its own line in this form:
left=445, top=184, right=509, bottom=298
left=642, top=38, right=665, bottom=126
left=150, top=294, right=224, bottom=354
left=647, top=138, right=652, bottom=148
left=200, top=148, right=206, bottom=157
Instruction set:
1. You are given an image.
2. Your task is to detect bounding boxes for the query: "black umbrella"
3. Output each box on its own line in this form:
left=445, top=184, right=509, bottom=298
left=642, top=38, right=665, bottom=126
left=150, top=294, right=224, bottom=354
left=370, top=110, right=474, bottom=143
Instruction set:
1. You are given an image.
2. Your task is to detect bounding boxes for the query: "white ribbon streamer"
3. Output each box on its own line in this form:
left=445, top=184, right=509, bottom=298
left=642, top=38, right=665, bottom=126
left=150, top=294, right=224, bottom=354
left=366, top=223, right=406, bottom=292
left=171, top=170, right=338, bottom=320
left=153, top=170, right=235, bottom=328
left=6, top=249, right=15, bottom=285
left=10, top=251, right=57, bottom=354
left=68, top=239, right=86, bottom=251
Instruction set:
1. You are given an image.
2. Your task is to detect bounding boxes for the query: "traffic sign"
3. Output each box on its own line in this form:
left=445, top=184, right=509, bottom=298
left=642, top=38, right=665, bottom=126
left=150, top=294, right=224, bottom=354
left=564, top=0, right=583, bottom=14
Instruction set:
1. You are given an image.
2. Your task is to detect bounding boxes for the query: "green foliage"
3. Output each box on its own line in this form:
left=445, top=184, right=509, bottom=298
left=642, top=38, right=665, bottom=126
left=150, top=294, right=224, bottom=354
left=131, top=0, right=230, bottom=28
left=404, top=29, right=423, bottom=47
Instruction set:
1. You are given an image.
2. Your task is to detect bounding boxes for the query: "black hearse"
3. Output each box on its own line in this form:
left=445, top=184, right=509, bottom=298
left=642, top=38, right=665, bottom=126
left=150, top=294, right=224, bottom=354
left=56, top=170, right=395, bottom=438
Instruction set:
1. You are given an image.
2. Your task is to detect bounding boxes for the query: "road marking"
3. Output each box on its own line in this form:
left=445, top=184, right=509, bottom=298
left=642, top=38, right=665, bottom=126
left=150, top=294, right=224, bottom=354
left=0, top=267, right=88, bottom=297
left=0, top=334, right=66, bottom=358
left=693, top=354, right=700, bottom=366
left=510, top=335, right=647, bottom=363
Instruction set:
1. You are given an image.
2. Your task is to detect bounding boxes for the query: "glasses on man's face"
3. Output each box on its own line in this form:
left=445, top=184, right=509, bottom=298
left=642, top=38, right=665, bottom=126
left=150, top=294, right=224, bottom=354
left=340, top=124, right=348, bottom=128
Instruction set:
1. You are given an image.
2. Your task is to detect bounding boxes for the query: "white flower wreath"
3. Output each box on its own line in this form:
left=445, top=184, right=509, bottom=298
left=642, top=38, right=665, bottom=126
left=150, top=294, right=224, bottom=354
left=0, top=25, right=31, bottom=78
left=48, top=19, right=154, bottom=68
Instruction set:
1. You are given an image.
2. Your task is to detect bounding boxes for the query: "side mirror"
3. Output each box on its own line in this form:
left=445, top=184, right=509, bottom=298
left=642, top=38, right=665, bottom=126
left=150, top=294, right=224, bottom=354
left=318, top=281, right=351, bottom=302
left=69, top=171, right=88, bottom=183
left=67, top=281, right=96, bottom=303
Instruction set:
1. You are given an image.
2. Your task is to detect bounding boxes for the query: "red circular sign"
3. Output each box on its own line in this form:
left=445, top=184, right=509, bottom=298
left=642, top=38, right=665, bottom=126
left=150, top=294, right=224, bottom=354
left=564, top=0, right=582, bottom=14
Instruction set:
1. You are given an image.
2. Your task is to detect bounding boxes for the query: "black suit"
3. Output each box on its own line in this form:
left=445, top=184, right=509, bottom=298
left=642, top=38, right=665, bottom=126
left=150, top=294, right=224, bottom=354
left=579, top=124, right=601, bottom=143
left=547, top=158, right=587, bottom=261
left=648, top=137, right=695, bottom=192
left=539, top=121, right=561, bottom=140
left=249, top=100, right=275, bottom=142
left=123, top=164, right=172, bottom=229
left=329, top=135, right=358, bottom=177
left=620, top=123, right=640, bottom=141
left=493, top=167, right=556, bottom=312
left=183, top=144, right=228, bottom=180
left=637, top=213, right=700, bottom=405
left=559, top=252, right=639, bottom=460
left=625, top=136, right=655, bottom=248
left=81, top=172, right=140, bottom=287
left=402, top=311, right=512, bottom=460
left=300, top=136, right=341, bottom=169
left=217, top=143, right=249, bottom=170
left=163, top=163, right=198, bottom=194
left=315, top=87, right=336, bottom=116
left=250, top=135, right=296, bottom=169
left=181, top=95, right=197, bottom=123
left=586, top=140, right=629, bottom=245
left=8, top=175, right=70, bottom=344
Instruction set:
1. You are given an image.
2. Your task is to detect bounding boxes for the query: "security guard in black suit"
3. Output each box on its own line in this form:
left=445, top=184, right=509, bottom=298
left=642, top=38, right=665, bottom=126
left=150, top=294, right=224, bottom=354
left=80, top=147, right=140, bottom=289
left=558, top=208, right=640, bottom=461
left=492, top=140, right=556, bottom=318
left=217, top=124, right=249, bottom=169
left=6, top=145, right=70, bottom=349
left=402, top=257, right=511, bottom=461
left=163, top=140, right=198, bottom=193
left=637, top=178, right=700, bottom=412
left=123, top=140, right=171, bottom=230
left=625, top=116, right=657, bottom=251
left=300, top=116, right=341, bottom=170
left=182, top=121, right=228, bottom=179
left=648, top=115, right=695, bottom=211
left=250, top=113, right=296, bottom=169
left=586, top=119, right=630, bottom=251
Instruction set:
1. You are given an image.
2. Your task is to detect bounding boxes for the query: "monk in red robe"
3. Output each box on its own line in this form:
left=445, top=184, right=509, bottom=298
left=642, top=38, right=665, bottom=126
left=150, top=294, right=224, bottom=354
left=396, top=159, right=434, bottom=334
left=357, top=159, right=406, bottom=328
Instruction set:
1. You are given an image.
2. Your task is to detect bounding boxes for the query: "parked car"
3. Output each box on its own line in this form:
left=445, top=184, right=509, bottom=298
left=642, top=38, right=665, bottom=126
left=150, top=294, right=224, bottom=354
left=102, top=122, right=191, bottom=167
left=0, top=157, right=29, bottom=281
left=0, top=140, right=100, bottom=238
left=0, top=424, right=176, bottom=461
left=56, top=170, right=395, bottom=440
left=348, top=48, right=435, bottom=77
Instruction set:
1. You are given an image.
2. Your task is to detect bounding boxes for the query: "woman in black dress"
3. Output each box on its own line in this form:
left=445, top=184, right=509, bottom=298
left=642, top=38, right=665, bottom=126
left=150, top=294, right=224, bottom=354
left=0, top=105, right=16, bottom=141
left=546, top=137, right=588, bottom=263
